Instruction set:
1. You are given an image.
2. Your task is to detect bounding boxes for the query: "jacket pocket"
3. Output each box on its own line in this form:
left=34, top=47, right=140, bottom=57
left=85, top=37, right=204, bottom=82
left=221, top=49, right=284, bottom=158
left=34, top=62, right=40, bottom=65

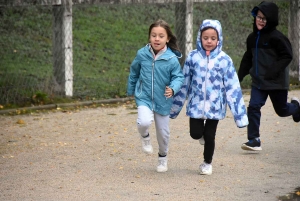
left=136, top=79, right=143, bottom=97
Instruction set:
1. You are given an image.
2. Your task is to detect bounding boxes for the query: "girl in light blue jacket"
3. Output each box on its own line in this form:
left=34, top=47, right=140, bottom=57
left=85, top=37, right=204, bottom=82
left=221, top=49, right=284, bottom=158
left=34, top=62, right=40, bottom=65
left=127, top=19, right=184, bottom=173
left=170, top=19, right=248, bottom=175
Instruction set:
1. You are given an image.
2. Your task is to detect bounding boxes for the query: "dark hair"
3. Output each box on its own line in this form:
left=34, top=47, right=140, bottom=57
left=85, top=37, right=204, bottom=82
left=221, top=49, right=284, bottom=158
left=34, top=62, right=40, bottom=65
left=148, top=19, right=181, bottom=53
left=201, top=27, right=219, bottom=40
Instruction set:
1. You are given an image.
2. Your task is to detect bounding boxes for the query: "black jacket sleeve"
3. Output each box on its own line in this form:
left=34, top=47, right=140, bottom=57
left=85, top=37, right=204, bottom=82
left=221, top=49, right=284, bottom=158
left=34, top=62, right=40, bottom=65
left=238, top=36, right=252, bottom=82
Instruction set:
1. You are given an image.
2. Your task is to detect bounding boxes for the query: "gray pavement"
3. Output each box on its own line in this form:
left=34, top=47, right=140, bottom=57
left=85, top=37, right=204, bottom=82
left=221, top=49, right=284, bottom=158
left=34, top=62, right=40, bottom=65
left=0, top=90, right=300, bottom=201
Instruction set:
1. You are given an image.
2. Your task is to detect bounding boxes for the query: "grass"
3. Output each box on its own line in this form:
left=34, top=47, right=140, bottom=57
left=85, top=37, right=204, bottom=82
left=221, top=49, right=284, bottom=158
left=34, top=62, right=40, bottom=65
left=0, top=0, right=298, bottom=108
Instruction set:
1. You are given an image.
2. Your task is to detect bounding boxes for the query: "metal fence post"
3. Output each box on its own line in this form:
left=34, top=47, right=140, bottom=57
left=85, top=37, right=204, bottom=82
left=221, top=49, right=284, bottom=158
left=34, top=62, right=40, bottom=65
left=175, top=1, right=187, bottom=66
left=185, top=0, right=193, bottom=60
left=298, top=0, right=300, bottom=81
left=52, top=0, right=73, bottom=97
left=175, top=0, right=193, bottom=67
left=289, top=0, right=300, bottom=81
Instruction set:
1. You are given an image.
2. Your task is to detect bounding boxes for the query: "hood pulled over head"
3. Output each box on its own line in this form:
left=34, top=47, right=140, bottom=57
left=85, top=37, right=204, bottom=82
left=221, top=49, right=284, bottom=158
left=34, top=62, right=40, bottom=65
left=196, top=19, right=223, bottom=55
left=251, top=1, right=278, bottom=31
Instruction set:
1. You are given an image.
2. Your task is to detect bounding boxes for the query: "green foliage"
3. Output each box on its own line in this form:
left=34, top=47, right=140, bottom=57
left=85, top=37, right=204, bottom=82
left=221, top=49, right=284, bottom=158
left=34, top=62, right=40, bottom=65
left=72, top=4, right=177, bottom=100
left=31, top=91, right=48, bottom=105
left=0, top=1, right=296, bottom=107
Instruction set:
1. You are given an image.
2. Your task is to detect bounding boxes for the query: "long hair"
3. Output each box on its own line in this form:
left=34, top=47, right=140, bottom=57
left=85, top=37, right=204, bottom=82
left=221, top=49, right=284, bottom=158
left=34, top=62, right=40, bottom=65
left=148, top=19, right=181, bottom=53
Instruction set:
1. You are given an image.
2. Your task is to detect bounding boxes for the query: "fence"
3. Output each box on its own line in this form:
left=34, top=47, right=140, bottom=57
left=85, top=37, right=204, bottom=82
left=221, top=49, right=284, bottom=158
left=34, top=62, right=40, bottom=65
left=0, top=0, right=298, bottom=107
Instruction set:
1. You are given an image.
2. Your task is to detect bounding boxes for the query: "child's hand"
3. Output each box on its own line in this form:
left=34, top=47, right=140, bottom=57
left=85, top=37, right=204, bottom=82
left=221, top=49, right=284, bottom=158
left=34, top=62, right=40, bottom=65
left=164, top=86, right=173, bottom=98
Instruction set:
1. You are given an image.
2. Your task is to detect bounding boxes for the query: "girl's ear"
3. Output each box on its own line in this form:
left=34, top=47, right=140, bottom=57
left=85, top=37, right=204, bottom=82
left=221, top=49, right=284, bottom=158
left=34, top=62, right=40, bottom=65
left=217, top=41, right=219, bottom=45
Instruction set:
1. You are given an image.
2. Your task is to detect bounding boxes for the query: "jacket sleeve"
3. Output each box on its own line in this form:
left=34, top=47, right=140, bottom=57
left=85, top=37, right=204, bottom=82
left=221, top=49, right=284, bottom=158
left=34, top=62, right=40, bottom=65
left=169, top=58, right=184, bottom=95
left=238, top=36, right=252, bottom=82
left=224, top=60, right=249, bottom=128
left=264, top=34, right=293, bottom=80
left=127, top=54, right=141, bottom=96
left=169, top=57, right=191, bottom=119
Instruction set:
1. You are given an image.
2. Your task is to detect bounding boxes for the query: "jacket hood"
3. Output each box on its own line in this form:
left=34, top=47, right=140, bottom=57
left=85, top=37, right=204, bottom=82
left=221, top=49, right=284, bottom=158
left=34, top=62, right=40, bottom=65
left=196, top=19, right=223, bottom=56
left=251, top=1, right=278, bottom=32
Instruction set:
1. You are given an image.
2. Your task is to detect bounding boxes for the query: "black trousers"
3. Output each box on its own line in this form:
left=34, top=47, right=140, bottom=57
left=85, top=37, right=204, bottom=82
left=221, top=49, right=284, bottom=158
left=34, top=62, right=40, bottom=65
left=189, top=118, right=219, bottom=164
left=247, top=86, right=300, bottom=140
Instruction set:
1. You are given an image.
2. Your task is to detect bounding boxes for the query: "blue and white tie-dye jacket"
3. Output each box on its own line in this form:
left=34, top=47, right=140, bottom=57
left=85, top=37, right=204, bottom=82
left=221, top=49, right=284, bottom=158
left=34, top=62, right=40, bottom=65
left=170, top=19, right=248, bottom=128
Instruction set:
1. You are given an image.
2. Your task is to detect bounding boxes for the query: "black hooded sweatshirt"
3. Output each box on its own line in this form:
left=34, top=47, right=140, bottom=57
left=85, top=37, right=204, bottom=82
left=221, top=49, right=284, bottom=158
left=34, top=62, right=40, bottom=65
left=238, top=1, right=293, bottom=90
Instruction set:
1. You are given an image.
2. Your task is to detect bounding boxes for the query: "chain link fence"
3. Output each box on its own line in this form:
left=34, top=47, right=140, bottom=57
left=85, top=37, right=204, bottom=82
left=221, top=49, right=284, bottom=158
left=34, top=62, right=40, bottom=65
left=0, top=0, right=297, bottom=107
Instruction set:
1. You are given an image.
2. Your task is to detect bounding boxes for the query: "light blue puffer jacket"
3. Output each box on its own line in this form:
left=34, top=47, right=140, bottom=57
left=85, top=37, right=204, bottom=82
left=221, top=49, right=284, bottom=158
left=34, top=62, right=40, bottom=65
left=127, top=44, right=184, bottom=116
left=170, top=19, right=248, bottom=128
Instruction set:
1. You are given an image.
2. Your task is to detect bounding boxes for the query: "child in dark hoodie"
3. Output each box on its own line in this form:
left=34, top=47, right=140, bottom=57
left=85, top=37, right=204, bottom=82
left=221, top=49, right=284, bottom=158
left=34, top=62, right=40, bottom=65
left=238, top=1, right=300, bottom=151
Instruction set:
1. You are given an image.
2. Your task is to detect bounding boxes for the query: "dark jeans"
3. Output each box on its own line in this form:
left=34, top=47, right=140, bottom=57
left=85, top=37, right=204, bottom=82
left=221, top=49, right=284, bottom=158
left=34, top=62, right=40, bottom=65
left=190, top=118, right=219, bottom=164
left=247, top=86, right=300, bottom=140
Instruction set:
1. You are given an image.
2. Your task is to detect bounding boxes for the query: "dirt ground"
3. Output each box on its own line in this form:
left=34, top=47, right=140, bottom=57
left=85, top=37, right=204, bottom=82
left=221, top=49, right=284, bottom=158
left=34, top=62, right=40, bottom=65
left=0, top=90, right=300, bottom=201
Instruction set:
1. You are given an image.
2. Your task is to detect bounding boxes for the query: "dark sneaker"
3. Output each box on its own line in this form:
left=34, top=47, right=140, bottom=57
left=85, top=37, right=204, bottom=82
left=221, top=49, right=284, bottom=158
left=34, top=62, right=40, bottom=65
left=291, top=97, right=300, bottom=123
left=241, top=139, right=262, bottom=151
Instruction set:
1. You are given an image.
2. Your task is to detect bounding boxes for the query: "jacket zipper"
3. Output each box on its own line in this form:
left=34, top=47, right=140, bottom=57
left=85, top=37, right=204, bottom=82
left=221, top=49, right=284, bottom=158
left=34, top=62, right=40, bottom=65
left=202, top=54, right=209, bottom=118
left=151, top=61, right=154, bottom=111
left=255, top=31, right=260, bottom=89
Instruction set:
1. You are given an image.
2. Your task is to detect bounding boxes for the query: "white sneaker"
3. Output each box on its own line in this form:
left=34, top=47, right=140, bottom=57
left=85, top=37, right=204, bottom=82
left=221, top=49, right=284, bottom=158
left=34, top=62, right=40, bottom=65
left=141, top=136, right=153, bottom=154
left=199, top=136, right=205, bottom=145
left=199, top=162, right=212, bottom=175
left=157, top=157, right=168, bottom=172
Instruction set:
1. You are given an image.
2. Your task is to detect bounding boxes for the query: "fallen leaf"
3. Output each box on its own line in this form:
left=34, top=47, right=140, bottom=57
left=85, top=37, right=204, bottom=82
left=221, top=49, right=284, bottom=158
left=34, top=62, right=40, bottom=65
left=17, top=119, right=25, bottom=124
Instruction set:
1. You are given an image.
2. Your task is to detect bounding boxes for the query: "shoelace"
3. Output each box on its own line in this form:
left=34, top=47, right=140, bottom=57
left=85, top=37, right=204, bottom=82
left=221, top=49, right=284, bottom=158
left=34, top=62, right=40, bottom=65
left=143, top=139, right=151, bottom=146
left=203, top=165, right=210, bottom=171
left=201, top=163, right=210, bottom=171
left=158, top=160, right=166, bottom=166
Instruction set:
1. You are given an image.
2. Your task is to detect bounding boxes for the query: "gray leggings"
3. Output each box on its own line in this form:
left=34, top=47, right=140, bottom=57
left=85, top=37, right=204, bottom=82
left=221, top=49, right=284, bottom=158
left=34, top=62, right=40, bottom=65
left=137, top=106, right=170, bottom=156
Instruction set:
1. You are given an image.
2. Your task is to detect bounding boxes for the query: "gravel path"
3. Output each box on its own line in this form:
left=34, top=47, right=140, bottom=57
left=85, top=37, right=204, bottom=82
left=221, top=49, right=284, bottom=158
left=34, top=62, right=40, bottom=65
left=0, top=90, right=300, bottom=201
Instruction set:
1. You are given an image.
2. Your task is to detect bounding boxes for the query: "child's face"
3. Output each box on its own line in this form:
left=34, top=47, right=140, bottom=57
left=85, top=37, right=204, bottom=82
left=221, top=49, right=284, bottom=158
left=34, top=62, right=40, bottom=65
left=201, top=28, right=218, bottom=52
left=149, top=26, right=170, bottom=53
left=255, top=10, right=267, bottom=30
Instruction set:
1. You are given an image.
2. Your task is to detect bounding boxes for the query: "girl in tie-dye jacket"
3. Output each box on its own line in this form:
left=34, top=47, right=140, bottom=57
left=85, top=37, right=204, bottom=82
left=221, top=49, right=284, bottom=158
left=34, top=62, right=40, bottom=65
left=170, top=19, right=248, bottom=175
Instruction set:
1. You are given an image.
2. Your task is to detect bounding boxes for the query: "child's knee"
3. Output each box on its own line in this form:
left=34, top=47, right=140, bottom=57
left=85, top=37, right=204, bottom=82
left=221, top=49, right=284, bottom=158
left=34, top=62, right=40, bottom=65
left=137, top=119, right=151, bottom=129
left=248, top=105, right=261, bottom=113
left=274, top=108, right=286, bottom=117
left=190, top=132, right=201, bottom=140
